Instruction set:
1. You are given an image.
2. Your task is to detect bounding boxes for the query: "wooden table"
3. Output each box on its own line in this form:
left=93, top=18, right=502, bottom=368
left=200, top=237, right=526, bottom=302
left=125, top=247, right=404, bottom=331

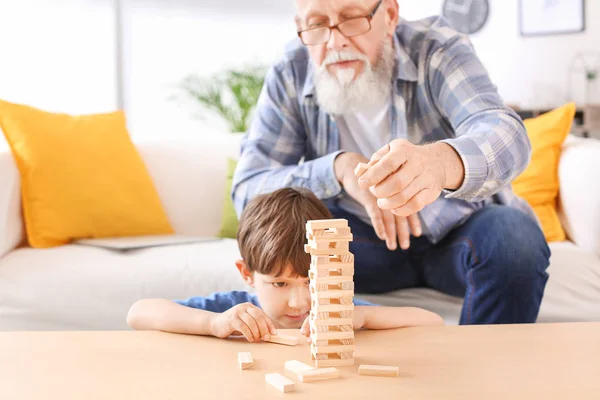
left=1, top=323, right=599, bottom=399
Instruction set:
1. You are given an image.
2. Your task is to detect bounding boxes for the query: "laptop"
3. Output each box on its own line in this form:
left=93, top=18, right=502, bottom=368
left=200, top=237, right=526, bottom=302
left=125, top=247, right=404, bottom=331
left=74, top=234, right=219, bottom=250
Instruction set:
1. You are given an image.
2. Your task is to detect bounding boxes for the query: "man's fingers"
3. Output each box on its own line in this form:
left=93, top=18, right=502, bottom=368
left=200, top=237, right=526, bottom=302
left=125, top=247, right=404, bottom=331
left=392, top=189, right=435, bottom=217
left=371, top=160, right=421, bottom=200
left=239, top=312, right=260, bottom=342
left=369, top=143, right=391, bottom=165
left=382, top=210, right=397, bottom=251
left=395, top=215, right=410, bottom=250
left=364, top=201, right=386, bottom=241
left=408, top=214, right=422, bottom=237
left=360, top=150, right=408, bottom=189
left=377, top=176, right=427, bottom=211
left=246, top=307, right=272, bottom=341
left=232, top=320, right=254, bottom=343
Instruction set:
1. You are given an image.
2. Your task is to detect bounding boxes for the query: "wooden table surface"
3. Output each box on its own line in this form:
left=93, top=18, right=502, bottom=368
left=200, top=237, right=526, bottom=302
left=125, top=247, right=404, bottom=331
left=1, top=323, right=599, bottom=399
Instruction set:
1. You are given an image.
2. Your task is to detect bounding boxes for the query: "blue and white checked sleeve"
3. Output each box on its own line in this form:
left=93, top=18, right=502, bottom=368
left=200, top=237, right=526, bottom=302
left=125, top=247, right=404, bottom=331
left=232, top=64, right=342, bottom=217
left=428, top=35, right=531, bottom=202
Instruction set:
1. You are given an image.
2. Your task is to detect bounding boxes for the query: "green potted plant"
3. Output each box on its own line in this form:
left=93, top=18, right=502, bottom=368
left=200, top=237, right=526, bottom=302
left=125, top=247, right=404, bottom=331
left=173, top=65, right=267, bottom=133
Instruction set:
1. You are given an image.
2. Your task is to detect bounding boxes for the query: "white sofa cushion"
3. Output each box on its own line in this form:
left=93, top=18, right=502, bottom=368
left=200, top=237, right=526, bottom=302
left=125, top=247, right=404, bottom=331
left=0, top=239, right=598, bottom=331
left=0, top=240, right=245, bottom=330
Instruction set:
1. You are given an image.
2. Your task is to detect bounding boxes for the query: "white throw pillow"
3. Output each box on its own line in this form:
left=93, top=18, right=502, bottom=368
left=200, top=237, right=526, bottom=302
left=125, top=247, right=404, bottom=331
left=0, top=136, right=23, bottom=259
left=558, top=135, right=600, bottom=256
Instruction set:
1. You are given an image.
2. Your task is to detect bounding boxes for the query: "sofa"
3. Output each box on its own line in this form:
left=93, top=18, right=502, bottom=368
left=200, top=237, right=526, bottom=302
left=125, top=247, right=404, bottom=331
left=0, top=133, right=599, bottom=330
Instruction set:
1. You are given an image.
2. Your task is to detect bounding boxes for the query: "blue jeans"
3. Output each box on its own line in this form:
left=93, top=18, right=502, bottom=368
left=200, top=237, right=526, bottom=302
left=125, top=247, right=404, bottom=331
left=328, top=204, right=551, bottom=324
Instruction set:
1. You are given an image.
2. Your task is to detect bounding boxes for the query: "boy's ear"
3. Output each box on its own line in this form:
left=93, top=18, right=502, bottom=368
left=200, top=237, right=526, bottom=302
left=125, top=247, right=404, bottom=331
left=236, top=260, right=255, bottom=287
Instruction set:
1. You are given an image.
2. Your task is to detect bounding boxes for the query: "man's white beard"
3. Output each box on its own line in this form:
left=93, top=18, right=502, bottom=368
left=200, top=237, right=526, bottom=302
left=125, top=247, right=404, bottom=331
left=314, top=40, right=395, bottom=115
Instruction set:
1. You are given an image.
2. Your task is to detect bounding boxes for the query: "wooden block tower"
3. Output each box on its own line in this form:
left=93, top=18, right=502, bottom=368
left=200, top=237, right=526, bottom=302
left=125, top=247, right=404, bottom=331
left=304, top=218, right=355, bottom=367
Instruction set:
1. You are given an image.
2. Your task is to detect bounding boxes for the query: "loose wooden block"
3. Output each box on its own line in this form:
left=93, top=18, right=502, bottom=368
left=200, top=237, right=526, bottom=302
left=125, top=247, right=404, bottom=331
left=284, top=360, right=314, bottom=375
left=265, top=373, right=295, bottom=393
left=238, top=352, right=254, bottom=370
left=358, top=364, right=400, bottom=377
left=298, top=367, right=340, bottom=383
left=265, top=333, right=299, bottom=346
left=306, top=219, right=348, bottom=231
left=354, top=162, right=370, bottom=178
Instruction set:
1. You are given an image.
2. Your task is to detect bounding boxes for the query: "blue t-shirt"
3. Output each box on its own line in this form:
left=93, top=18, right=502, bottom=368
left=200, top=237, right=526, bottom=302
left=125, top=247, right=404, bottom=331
left=175, top=291, right=374, bottom=313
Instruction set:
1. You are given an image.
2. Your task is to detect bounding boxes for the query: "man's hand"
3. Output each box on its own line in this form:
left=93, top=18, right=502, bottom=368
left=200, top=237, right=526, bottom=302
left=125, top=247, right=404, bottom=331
left=358, top=140, right=465, bottom=217
left=334, top=152, right=422, bottom=250
left=210, top=303, right=277, bottom=342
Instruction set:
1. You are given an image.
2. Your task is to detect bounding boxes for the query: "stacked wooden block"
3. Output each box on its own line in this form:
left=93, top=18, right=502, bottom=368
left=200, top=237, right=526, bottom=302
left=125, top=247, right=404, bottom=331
left=304, top=218, right=355, bottom=367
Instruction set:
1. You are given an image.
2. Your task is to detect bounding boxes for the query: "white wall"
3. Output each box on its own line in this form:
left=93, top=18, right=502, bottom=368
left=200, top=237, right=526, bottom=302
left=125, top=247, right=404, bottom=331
left=0, top=0, right=117, bottom=150
left=122, top=0, right=297, bottom=140
left=2, top=0, right=597, bottom=147
left=398, top=0, right=600, bottom=109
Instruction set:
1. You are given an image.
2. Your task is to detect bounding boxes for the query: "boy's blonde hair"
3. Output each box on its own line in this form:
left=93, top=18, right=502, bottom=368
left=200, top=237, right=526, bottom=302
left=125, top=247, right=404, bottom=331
left=237, top=188, right=332, bottom=277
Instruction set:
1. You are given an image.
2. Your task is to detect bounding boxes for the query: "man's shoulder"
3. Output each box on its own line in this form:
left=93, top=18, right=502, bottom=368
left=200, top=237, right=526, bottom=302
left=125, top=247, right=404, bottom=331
left=268, top=38, right=311, bottom=81
left=396, top=15, right=467, bottom=61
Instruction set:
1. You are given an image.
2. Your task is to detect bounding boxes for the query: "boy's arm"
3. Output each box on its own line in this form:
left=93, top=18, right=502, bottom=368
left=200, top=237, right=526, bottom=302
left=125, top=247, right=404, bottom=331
left=127, top=294, right=277, bottom=342
left=127, top=299, right=215, bottom=335
left=358, top=306, right=445, bottom=329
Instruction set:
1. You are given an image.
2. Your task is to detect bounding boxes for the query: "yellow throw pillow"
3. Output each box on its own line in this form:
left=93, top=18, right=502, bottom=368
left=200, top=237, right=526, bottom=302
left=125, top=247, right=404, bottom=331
left=512, top=103, right=576, bottom=242
left=0, top=100, right=173, bottom=248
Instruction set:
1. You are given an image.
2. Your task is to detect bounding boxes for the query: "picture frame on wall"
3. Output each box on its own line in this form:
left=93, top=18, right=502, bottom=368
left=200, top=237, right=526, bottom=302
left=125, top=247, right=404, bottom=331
left=519, top=0, right=586, bottom=37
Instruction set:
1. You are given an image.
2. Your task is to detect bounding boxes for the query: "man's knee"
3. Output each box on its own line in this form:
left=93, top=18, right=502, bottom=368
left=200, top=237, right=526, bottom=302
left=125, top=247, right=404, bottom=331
left=481, top=206, right=551, bottom=283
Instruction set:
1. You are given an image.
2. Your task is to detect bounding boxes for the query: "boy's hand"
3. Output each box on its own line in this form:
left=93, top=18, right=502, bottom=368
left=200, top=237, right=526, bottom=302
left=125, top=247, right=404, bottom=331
left=210, top=303, right=277, bottom=342
left=300, top=308, right=367, bottom=342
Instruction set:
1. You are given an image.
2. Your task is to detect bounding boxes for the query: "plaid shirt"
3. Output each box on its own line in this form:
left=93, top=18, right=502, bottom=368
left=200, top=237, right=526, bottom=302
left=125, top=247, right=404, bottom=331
left=232, top=16, right=536, bottom=243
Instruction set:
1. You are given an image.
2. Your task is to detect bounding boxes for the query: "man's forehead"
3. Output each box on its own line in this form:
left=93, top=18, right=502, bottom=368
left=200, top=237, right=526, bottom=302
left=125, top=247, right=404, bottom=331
left=296, top=0, right=369, bottom=20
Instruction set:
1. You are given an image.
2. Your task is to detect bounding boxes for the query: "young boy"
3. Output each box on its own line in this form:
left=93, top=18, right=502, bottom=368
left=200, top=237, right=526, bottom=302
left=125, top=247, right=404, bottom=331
left=127, top=188, right=443, bottom=342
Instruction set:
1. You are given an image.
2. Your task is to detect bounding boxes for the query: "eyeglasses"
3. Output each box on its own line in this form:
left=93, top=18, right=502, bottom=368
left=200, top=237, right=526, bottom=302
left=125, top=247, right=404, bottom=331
left=297, top=0, right=383, bottom=46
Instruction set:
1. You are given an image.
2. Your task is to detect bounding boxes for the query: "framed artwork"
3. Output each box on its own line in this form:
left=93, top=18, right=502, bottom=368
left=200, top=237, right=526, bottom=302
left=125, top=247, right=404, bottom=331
left=519, top=0, right=585, bottom=37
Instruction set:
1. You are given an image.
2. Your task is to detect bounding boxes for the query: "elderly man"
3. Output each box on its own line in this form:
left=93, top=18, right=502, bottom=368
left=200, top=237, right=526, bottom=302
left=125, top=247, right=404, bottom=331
left=232, top=0, right=550, bottom=324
